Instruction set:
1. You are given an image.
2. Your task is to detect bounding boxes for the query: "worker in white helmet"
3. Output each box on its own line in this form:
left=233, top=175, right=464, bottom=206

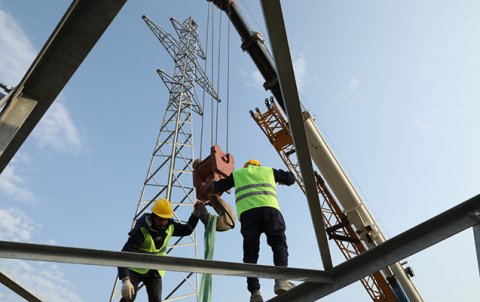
left=118, top=198, right=201, bottom=302
left=211, top=159, right=296, bottom=302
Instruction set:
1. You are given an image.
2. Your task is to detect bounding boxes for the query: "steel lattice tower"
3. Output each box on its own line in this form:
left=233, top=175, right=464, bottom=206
left=109, top=15, right=220, bottom=302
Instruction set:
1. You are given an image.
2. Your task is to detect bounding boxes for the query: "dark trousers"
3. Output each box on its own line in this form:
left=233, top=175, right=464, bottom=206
left=120, top=269, right=162, bottom=302
left=240, top=207, right=289, bottom=292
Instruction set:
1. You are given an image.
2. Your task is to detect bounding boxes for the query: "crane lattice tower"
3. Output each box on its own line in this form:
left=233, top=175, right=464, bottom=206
left=109, top=15, right=220, bottom=302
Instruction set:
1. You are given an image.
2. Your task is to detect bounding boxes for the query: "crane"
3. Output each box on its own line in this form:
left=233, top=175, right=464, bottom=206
left=207, top=0, right=423, bottom=301
left=251, top=97, right=399, bottom=301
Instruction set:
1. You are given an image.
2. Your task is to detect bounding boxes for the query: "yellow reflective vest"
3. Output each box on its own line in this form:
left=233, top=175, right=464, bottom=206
left=130, top=224, right=174, bottom=277
left=233, top=166, right=279, bottom=218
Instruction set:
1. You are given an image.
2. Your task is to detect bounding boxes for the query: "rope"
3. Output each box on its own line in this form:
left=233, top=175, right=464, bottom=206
left=199, top=214, right=217, bottom=302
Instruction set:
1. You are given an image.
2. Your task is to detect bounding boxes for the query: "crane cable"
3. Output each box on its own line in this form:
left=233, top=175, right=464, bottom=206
left=198, top=5, right=234, bottom=302
left=220, top=0, right=235, bottom=229
left=199, top=3, right=212, bottom=159
left=213, top=5, right=235, bottom=230
left=215, top=10, right=222, bottom=145
left=210, top=5, right=215, bottom=147
left=200, top=2, right=231, bottom=156
left=226, top=0, right=231, bottom=153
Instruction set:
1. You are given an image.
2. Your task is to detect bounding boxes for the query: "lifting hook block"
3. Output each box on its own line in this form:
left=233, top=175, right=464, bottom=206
left=193, top=144, right=235, bottom=201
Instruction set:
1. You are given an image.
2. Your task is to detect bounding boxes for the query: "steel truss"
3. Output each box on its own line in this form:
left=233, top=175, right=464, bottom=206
left=0, top=194, right=479, bottom=301
left=1, top=2, right=479, bottom=302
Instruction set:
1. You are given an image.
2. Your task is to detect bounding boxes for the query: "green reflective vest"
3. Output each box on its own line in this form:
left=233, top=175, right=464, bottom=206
left=130, top=224, right=174, bottom=277
left=233, top=166, right=279, bottom=218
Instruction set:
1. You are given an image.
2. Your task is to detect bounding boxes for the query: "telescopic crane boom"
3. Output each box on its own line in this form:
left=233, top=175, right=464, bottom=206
left=207, top=0, right=423, bottom=301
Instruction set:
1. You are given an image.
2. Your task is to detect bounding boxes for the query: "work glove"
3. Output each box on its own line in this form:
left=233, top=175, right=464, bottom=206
left=121, top=277, right=135, bottom=301
left=193, top=200, right=204, bottom=217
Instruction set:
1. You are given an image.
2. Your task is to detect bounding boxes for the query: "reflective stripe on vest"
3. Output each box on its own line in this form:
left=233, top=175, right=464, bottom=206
left=130, top=224, right=174, bottom=277
left=233, top=166, right=279, bottom=218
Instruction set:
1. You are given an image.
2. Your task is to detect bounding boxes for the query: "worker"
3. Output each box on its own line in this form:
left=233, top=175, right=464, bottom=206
left=211, top=159, right=296, bottom=302
left=118, top=198, right=200, bottom=302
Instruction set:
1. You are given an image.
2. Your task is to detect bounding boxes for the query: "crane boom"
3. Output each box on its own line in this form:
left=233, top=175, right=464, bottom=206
left=207, top=0, right=423, bottom=301
left=251, top=98, right=399, bottom=301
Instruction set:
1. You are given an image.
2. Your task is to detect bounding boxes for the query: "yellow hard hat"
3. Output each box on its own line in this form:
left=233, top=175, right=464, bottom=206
left=244, top=159, right=261, bottom=168
left=151, top=198, right=173, bottom=219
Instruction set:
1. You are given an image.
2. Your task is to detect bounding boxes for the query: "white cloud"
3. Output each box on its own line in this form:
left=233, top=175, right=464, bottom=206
left=0, top=260, right=83, bottom=302
left=347, top=76, right=360, bottom=92
left=0, top=9, right=35, bottom=85
left=0, top=11, right=84, bottom=299
left=335, top=74, right=361, bottom=103
left=0, top=207, right=37, bottom=241
left=33, top=100, right=83, bottom=154
left=0, top=8, right=84, bottom=200
left=0, top=8, right=83, bottom=155
left=243, top=53, right=308, bottom=91
left=44, top=239, right=58, bottom=245
left=414, top=120, right=433, bottom=130
left=0, top=155, right=35, bottom=202
left=0, top=290, right=20, bottom=302
left=244, top=69, right=264, bottom=89
left=292, top=52, right=307, bottom=89
left=0, top=208, right=83, bottom=302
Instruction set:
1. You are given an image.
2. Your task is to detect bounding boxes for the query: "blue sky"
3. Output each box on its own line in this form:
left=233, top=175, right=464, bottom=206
left=1, top=0, right=479, bottom=301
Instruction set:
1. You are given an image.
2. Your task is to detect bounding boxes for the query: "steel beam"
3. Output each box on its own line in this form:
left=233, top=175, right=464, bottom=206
left=269, top=194, right=480, bottom=301
left=0, top=92, right=6, bottom=109
left=474, top=224, right=480, bottom=276
left=260, top=0, right=333, bottom=270
left=0, top=95, right=37, bottom=157
left=0, top=240, right=332, bottom=283
left=0, top=270, right=42, bottom=302
left=0, top=0, right=127, bottom=173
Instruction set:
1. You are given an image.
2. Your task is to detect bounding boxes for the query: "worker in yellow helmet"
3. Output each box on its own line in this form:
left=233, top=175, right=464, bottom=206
left=211, top=159, right=296, bottom=302
left=117, top=198, right=201, bottom=302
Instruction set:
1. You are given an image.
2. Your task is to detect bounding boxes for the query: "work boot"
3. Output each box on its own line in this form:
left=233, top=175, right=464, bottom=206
left=274, top=279, right=295, bottom=295
left=250, top=290, right=264, bottom=302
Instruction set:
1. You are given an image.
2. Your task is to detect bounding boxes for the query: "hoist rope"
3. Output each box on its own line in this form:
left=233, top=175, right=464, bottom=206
left=199, top=3, right=212, bottom=159
left=210, top=7, right=215, bottom=147
left=215, top=10, right=222, bottom=145
left=200, top=2, right=231, bottom=153
left=226, top=1, right=231, bottom=153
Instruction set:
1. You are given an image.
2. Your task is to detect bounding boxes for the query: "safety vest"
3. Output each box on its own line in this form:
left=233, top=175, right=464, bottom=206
left=130, top=224, right=174, bottom=277
left=233, top=166, right=279, bottom=218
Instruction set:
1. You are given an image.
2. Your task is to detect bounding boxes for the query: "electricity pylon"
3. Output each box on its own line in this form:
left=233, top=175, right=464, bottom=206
left=109, top=15, right=220, bottom=302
